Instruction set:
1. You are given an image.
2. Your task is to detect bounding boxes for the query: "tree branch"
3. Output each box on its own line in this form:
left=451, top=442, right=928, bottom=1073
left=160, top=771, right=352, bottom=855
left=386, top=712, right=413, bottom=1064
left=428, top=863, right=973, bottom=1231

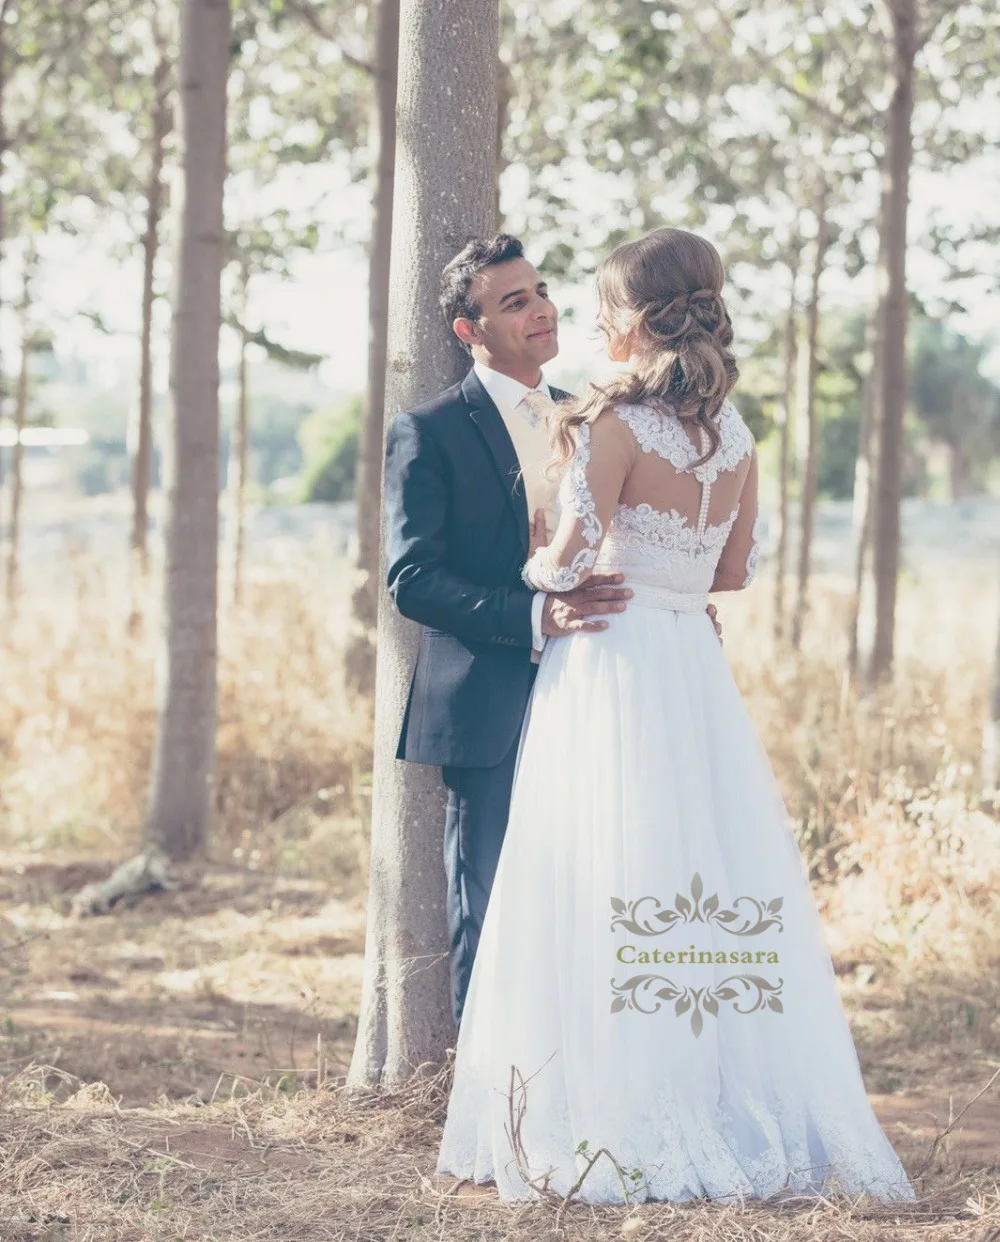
left=281, top=0, right=375, bottom=76
left=711, top=9, right=851, bottom=136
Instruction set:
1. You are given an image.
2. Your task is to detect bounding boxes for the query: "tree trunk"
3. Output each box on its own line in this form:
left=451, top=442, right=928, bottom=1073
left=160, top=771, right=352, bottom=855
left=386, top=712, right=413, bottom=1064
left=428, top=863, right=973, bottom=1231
left=984, top=554, right=1000, bottom=801
left=347, top=0, right=500, bottom=1091
left=130, top=48, right=172, bottom=574
left=846, top=273, right=885, bottom=685
left=0, top=2, right=9, bottom=551
left=73, top=0, right=230, bottom=917
left=495, top=57, right=512, bottom=229
left=948, top=441, right=970, bottom=501
left=790, top=190, right=830, bottom=651
left=870, top=0, right=916, bottom=685
left=772, top=251, right=799, bottom=645
left=227, top=262, right=250, bottom=606
left=344, top=0, right=399, bottom=698
left=145, top=0, right=229, bottom=858
left=4, top=255, right=31, bottom=608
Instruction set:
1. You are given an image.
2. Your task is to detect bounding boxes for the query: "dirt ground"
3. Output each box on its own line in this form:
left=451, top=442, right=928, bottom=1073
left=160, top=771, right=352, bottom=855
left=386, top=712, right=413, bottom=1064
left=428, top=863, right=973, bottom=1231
left=1, top=854, right=998, bottom=1242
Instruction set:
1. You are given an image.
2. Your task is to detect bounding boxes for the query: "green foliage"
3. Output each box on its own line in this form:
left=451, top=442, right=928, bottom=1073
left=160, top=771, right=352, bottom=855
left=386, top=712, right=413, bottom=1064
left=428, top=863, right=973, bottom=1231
left=224, top=385, right=313, bottom=485
left=817, top=407, right=860, bottom=501
left=815, top=312, right=866, bottom=500
left=298, top=396, right=362, bottom=503
left=735, top=390, right=773, bottom=446
left=909, top=317, right=1000, bottom=481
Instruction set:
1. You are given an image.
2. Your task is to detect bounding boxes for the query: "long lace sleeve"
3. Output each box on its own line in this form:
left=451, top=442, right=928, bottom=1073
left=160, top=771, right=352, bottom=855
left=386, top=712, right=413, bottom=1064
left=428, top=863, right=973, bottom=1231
left=521, top=412, right=634, bottom=592
left=711, top=445, right=762, bottom=591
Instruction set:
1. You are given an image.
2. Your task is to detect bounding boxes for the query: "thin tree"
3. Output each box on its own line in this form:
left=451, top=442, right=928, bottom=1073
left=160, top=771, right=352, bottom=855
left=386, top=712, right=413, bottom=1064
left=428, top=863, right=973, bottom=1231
left=74, top=0, right=231, bottom=914
left=869, top=0, right=917, bottom=684
left=344, top=0, right=399, bottom=697
left=866, top=0, right=995, bottom=680
left=790, top=181, right=831, bottom=651
left=985, top=555, right=1000, bottom=803
left=131, top=26, right=174, bottom=576
left=0, top=0, right=11, bottom=529
left=226, top=254, right=251, bottom=604
left=4, top=244, right=34, bottom=608
left=221, top=272, right=323, bottom=606
left=772, top=242, right=801, bottom=645
left=845, top=239, right=886, bottom=685
left=348, top=0, right=500, bottom=1090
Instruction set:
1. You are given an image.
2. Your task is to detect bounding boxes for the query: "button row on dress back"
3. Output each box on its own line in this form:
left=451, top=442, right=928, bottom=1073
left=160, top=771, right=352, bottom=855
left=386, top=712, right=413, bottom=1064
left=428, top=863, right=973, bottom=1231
left=694, top=426, right=712, bottom=539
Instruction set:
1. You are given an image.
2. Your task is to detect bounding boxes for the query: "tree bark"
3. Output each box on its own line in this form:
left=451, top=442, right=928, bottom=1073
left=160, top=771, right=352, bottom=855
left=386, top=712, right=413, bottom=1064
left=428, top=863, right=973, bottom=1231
left=948, top=441, right=970, bottom=500
left=4, top=254, right=32, bottom=608
left=772, top=251, right=800, bottom=646
left=790, top=189, right=830, bottom=651
left=495, top=57, right=512, bottom=229
left=347, top=0, right=499, bottom=1091
left=846, top=170, right=892, bottom=689
left=130, top=47, right=172, bottom=574
left=227, top=261, right=250, bottom=606
left=0, top=1, right=10, bottom=549
left=845, top=299, right=882, bottom=685
left=870, top=0, right=916, bottom=685
left=344, top=0, right=399, bottom=698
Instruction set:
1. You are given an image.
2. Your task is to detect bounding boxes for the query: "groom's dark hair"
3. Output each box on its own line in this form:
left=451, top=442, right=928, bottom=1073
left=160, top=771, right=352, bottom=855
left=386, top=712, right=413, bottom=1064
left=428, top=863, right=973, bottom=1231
left=440, top=234, right=526, bottom=346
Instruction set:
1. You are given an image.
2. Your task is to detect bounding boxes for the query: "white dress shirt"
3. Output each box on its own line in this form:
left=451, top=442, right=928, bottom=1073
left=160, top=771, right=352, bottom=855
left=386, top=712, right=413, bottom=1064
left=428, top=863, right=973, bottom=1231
left=472, top=359, right=554, bottom=656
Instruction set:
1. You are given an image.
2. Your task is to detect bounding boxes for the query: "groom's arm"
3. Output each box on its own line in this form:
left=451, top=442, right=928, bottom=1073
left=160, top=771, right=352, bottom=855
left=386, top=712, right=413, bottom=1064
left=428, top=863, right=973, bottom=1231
left=383, top=411, right=535, bottom=648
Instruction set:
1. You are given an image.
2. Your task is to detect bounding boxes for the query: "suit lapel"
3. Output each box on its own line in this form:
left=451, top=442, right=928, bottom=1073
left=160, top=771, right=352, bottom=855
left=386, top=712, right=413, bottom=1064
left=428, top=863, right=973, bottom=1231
left=463, top=368, right=530, bottom=553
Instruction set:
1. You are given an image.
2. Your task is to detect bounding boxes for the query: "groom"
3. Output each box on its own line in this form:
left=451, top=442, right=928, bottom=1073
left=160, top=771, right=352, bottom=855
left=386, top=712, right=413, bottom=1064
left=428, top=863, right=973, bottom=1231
left=382, top=233, right=720, bottom=1030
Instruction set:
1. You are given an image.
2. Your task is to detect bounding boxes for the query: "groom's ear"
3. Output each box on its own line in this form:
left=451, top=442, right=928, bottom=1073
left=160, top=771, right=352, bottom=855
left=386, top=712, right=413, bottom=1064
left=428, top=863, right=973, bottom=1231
left=452, top=317, right=482, bottom=349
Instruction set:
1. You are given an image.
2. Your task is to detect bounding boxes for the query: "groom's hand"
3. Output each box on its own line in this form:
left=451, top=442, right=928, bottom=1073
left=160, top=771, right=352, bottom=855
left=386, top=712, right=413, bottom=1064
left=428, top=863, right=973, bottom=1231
left=541, top=573, right=633, bottom=636
left=528, top=507, right=548, bottom=558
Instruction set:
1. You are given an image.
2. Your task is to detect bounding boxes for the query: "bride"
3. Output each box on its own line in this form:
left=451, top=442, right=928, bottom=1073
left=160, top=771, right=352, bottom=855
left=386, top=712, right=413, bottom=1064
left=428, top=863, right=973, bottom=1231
left=433, top=226, right=916, bottom=1206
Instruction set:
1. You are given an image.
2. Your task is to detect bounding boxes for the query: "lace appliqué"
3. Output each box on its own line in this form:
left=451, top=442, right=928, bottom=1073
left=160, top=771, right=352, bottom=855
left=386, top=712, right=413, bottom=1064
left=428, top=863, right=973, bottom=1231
left=522, top=421, right=601, bottom=592
left=614, top=399, right=753, bottom=484
left=743, top=514, right=765, bottom=587
left=438, top=1059, right=916, bottom=1205
left=607, top=503, right=738, bottom=568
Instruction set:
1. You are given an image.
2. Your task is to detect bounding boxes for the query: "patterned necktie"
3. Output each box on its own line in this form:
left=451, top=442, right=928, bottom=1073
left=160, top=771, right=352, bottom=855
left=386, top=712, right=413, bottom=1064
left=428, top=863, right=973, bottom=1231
left=519, top=388, right=557, bottom=428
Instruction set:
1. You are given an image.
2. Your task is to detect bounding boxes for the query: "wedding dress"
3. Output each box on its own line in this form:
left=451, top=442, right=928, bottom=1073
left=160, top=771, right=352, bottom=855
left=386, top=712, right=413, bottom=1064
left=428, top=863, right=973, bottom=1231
left=435, top=398, right=916, bottom=1205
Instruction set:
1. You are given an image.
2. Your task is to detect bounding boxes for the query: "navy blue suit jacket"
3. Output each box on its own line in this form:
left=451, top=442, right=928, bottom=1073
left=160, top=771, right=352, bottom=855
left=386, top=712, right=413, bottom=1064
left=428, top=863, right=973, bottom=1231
left=383, top=367, right=570, bottom=768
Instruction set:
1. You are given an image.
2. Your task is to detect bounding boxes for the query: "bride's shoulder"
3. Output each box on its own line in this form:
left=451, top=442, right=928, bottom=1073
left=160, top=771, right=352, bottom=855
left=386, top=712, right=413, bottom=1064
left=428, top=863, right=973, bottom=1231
left=607, top=401, right=688, bottom=459
left=715, top=397, right=755, bottom=447
left=716, top=395, right=746, bottom=424
left=607, top=399, right=672, bottom=432
left=576, top=403, right=639, bottom=452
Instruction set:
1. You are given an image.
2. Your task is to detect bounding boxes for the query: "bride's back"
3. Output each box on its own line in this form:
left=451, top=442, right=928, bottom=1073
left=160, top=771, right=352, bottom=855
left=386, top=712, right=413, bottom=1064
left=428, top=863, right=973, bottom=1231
left=523, top=227, right=763, bottom=602
left=590, top=398, right=760, bottom=596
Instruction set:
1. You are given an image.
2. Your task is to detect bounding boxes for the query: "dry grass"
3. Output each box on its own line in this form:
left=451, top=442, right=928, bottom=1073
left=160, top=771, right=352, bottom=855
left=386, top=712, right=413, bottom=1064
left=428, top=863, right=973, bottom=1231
left=0, top=550, right=372, bottom=880
left=0, top=1060, right=996, bottom=1242
left=0, top=549, right=998, bottom=1240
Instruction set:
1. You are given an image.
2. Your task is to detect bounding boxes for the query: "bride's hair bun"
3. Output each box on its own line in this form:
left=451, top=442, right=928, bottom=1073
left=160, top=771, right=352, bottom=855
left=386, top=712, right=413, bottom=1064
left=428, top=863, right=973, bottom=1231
left=544, top=227, right=740, bottom=481
left=643, top=287, right=730, bottom=349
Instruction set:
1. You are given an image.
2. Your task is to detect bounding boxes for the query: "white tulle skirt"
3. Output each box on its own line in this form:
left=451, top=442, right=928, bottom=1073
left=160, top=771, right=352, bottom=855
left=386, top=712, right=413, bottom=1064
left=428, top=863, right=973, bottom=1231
left=435, top=601, right=916, bottom=1205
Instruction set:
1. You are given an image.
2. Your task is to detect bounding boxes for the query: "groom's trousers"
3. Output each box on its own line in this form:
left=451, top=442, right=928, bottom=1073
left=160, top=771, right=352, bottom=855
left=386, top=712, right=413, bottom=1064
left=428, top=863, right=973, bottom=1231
left=441, top=663, right=538, bottom=1032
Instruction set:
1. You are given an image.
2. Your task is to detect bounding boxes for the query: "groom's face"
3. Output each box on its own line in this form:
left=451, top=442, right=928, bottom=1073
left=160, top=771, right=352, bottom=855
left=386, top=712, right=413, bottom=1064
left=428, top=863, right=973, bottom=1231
left=455, top=257, right=559, bottom=374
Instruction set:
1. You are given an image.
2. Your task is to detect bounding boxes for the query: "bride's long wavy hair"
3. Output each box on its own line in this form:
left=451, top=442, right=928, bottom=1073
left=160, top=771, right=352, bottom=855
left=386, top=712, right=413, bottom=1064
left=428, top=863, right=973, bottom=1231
left=546, top=227, right=739, bottom=479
